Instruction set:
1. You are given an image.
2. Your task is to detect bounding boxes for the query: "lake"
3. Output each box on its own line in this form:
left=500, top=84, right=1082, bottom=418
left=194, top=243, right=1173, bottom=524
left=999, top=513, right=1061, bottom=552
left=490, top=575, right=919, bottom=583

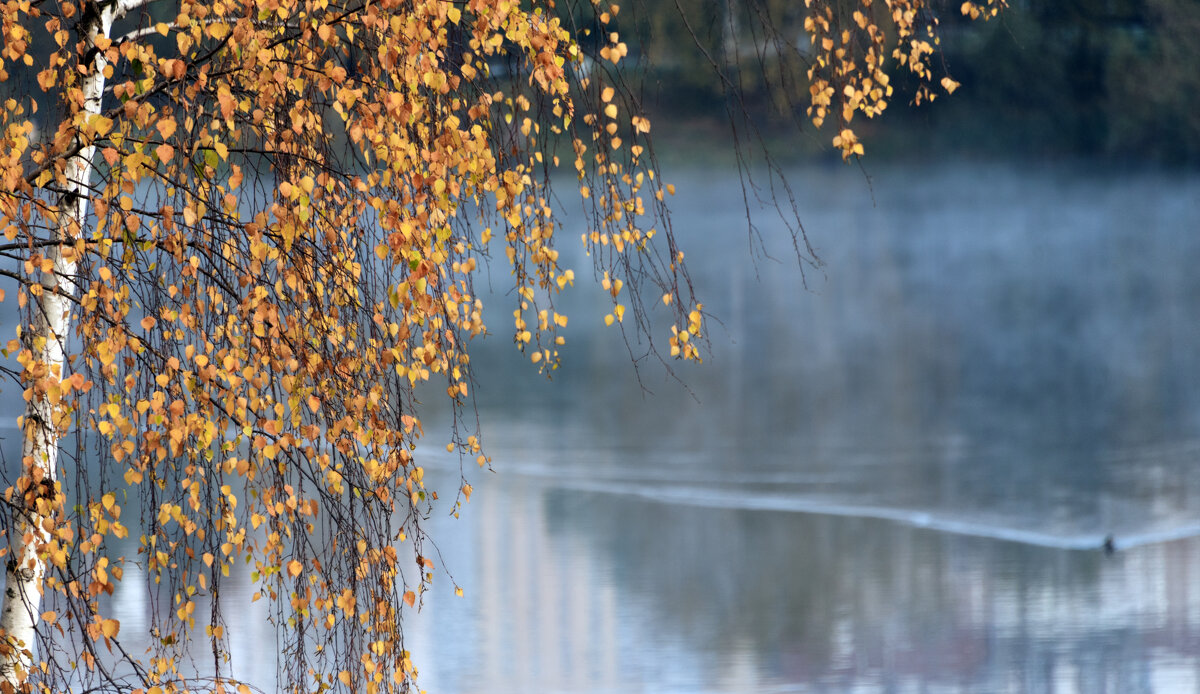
left=406, top=160, right=1200, bottom=694
left=14, top=159, right=1200, bottom=693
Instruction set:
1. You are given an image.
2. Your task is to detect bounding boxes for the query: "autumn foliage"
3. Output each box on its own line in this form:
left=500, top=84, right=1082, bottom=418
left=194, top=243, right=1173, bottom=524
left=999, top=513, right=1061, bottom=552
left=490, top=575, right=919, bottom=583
left=0, top=0, right=1002, bottom=691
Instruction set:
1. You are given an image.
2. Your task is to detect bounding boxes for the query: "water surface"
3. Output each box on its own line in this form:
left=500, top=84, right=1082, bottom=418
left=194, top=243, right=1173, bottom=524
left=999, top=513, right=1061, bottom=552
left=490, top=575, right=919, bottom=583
left=406, top=160, right=1200, bottom=693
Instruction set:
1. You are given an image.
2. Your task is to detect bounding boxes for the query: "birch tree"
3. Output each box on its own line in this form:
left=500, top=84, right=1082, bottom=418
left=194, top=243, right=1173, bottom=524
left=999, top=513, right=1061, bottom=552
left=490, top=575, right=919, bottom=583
left=0, top=0, right=1005, bottom=691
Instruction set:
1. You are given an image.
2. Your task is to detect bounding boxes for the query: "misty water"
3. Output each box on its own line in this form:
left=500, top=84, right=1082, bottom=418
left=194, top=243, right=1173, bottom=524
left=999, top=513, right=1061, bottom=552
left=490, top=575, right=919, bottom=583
left=10, top=160, right=1200, bottom=693
left=406, top=160, right=1200, bottom=694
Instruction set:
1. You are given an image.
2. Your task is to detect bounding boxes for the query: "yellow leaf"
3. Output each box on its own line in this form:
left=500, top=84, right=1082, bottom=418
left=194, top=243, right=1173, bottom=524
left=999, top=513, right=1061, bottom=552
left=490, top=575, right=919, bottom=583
left=89, top=115, right=114, bottom=136
left=941, top=76, right=960, bottom=94
left=101, top=619, right=119, bottom=639
left=287, top=559, right=302, bottom=577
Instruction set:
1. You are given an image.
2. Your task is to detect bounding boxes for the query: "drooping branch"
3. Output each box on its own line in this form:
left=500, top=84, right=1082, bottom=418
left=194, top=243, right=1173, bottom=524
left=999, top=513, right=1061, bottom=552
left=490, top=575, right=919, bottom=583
left=0, top=0, right=1007, bottom=690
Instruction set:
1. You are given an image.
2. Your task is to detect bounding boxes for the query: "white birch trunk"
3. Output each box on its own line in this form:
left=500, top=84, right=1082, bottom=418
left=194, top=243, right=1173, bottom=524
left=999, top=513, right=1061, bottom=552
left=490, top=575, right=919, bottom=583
left=0, top=2, right=122, bottom=683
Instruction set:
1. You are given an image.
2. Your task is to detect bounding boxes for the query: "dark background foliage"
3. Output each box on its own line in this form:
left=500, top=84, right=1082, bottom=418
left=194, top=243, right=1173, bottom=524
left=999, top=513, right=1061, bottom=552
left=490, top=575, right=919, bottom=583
left=621, top=0, right=1200, bottom=164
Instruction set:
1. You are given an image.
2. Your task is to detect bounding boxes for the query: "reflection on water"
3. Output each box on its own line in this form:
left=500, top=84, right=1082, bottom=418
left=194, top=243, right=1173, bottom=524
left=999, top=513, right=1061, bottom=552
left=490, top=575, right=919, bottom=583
left=11, top=161, right=1200, bottom=692
left=407, top=470, right=1200, bottom=693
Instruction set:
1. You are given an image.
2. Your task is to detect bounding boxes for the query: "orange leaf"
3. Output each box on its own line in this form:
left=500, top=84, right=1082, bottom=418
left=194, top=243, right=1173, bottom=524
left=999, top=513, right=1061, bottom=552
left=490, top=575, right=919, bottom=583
left=402, top=591, right=415, bottom=607
left=287, top=559, right=303, bottom=577
left=217, top=87, right=235, bottom=119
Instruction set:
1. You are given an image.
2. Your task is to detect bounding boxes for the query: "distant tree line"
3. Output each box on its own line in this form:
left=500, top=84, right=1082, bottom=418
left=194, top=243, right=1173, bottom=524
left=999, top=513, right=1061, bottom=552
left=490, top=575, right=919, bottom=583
left=937, top=0, right=1200, bottom=162
left=617, top=0, right=1200, bottom=163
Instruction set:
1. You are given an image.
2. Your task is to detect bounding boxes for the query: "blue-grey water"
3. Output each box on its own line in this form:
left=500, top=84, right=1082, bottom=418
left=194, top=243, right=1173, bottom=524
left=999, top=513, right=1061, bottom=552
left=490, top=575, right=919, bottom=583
left=11, top=160, right=1200, bottom=693
left=408, top=161, right=1200, bottom=694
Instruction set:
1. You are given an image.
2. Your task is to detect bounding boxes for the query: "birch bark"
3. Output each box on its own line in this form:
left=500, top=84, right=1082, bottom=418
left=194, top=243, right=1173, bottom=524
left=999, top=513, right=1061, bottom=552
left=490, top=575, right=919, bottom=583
left=0, top=1, right=124, bottom=683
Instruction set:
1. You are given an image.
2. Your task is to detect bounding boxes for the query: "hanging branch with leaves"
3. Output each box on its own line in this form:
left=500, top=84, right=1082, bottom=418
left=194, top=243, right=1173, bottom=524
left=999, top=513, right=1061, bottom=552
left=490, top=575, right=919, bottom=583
left=0, top=0, right=1004, bottom=691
